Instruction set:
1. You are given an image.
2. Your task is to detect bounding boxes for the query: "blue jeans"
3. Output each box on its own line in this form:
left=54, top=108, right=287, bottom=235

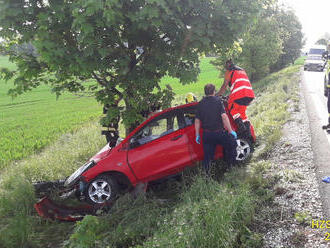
left=202, top=130, right=237, bottom=173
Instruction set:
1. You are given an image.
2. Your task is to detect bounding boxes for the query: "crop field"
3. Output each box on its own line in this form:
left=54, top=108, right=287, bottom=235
left=0, top=56, right=103, bottom=169
left=0, top=56, right=222, bottom=169
left=160, top=57, right=222, bottom=95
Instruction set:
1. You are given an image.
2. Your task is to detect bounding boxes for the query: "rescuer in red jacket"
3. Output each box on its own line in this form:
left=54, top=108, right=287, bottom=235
left=217, top=59, right=255, bottom=133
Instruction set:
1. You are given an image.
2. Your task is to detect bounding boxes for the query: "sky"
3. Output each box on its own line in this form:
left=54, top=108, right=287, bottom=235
left=281, top=0, right=330, bottom=50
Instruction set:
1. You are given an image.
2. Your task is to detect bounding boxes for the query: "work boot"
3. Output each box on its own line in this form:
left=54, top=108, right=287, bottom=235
left=234, top=118, right=247, bottom=133
left=243, top=121, right=253, bottom=140
left=322, top=124, right=330, bottom=130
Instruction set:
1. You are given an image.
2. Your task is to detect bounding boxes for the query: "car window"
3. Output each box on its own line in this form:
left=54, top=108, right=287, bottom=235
left=130, top=111, right=180, bottom=147
left=307, top=56, right=323, bottom=60
left=309, top=49, right=325, bottom=55
left=181, top=105, right=197, bottom=126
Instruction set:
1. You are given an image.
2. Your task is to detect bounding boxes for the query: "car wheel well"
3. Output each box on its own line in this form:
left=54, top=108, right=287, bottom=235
left=98, top=171, right=132, bottom=192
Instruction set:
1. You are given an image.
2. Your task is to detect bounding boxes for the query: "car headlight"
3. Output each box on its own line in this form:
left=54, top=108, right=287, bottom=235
left=64, top=161, right=95, bottom=187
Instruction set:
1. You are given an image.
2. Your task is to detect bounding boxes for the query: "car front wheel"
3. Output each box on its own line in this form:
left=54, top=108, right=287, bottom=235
left=85, top=175, right=118, bottom=204
left=235, top=138, right=253, bottom=162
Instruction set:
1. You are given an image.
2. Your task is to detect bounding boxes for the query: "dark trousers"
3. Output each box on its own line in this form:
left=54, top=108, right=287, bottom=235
left=202, top=130, right=237, bottom=173
left=328, top=89, right=330, bottom=124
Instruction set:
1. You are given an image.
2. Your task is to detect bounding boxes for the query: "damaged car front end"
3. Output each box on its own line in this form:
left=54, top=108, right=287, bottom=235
left=34, top=144, right=115, bottom=221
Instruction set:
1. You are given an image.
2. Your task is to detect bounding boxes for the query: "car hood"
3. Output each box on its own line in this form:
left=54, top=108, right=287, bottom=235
left=89, top=143, right=112, bottom=163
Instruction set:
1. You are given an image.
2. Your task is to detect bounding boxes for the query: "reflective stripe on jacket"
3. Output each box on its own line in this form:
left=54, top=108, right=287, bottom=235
left=227, top=69, right=255, bottom=103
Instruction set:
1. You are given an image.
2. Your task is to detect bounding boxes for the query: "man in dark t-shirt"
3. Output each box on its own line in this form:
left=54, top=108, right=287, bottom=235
left=195, top=84, right=237, bottom=174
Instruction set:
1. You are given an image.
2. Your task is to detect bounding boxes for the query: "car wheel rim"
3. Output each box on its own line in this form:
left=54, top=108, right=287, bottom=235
left=88, top=179, right=112, bottom=204
left=236, top=139, right=251, bottom=161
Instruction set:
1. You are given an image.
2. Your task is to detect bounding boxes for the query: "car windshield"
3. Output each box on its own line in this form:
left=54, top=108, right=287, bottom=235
left=309, top=48, right=325, bottom=55
left=307, top=56, right=323, bottom=60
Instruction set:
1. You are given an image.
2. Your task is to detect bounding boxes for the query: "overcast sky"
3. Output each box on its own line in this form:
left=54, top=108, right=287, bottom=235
left=281, top=0, right=330, bottom=49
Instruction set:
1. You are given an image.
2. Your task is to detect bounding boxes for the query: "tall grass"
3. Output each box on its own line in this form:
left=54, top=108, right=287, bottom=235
left=135, top=178, right=254, bottom=248
left=249, top=65, right=300, bottom=156
left=0, top=121, right=105, bottom=248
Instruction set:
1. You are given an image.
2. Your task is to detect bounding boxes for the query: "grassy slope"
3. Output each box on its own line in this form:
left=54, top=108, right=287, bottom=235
left=0, top=56, right=303, bottom=247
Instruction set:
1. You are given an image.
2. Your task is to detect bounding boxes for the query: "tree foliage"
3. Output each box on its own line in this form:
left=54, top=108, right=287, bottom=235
left=316, top=33, right=330, bottom=46
left=236, top=5, right=283, bottom=81
left=270, top=9, right=304, bottom=71
left=316, top=38, right=328, bottom=46
left=0, top=0, right=265, bottom=132
left=213, top=3, right=304, bottom=82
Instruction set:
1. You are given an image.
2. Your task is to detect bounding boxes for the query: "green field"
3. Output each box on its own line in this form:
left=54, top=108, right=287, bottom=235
left=160, top=57, right=222, bottom=95
left=0, top=56, right=223, bottom=169
left=0, top=56, right=103, bottom=169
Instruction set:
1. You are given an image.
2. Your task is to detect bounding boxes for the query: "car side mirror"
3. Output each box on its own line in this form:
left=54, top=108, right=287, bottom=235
left=118, top=141, right=130, bottom=151
left=128, top=137, right=139, bottom=149
left=130, top=137, right=136, bottom=145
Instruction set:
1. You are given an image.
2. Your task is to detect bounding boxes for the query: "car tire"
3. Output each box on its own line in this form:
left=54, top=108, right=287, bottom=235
left=85, top=175, right=118, bottom=204
left=235, top=137, right=253, bottom=162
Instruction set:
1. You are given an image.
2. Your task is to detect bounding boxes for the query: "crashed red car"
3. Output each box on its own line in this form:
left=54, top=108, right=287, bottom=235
left=61, top=101, right=256, bottom=205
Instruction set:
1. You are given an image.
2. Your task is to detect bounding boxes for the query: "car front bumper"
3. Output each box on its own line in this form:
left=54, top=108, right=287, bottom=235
left=304, top=64, right=324, bottom=71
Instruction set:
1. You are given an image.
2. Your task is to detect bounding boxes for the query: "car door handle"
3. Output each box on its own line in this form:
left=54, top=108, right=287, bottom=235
left=171, top=135, right=183, bottom=141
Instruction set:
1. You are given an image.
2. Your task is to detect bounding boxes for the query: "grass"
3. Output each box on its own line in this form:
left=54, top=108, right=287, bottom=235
left=0, top=57, right=303, bottom=248
left=160, top=56, right=223, bottom=95
left=248, top=64, right=301, bottom=157
left=0, top=56, right=103, bottom=169
left=0, top=122, right=105, bottom=247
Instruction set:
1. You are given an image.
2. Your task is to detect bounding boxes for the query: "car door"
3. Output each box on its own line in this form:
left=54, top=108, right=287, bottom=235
left=180, top=104, right=204, bottom=162
left=181, top=104, right=224, bottom=162
left=127, top=109, right=192, bottom=182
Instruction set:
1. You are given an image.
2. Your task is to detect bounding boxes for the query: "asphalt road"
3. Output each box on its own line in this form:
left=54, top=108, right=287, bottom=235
left=302, top=69, right=330, bottom=218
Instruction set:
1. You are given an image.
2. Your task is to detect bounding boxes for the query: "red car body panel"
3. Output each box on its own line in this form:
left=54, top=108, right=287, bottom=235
left=82, top=101, right=256, bottom=187
left=83, top=144, right=138, bottom=185
left=128, top=128, right=192, bottom=182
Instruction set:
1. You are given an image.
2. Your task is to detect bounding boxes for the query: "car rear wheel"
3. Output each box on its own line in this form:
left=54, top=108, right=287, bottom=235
left=85, top=175, right=118, bottom=204
left=235, top=138, right=253, bottom=162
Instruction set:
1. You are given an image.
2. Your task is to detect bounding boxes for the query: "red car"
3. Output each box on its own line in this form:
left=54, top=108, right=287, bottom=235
left=64, top=101, right=256, bottom=205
